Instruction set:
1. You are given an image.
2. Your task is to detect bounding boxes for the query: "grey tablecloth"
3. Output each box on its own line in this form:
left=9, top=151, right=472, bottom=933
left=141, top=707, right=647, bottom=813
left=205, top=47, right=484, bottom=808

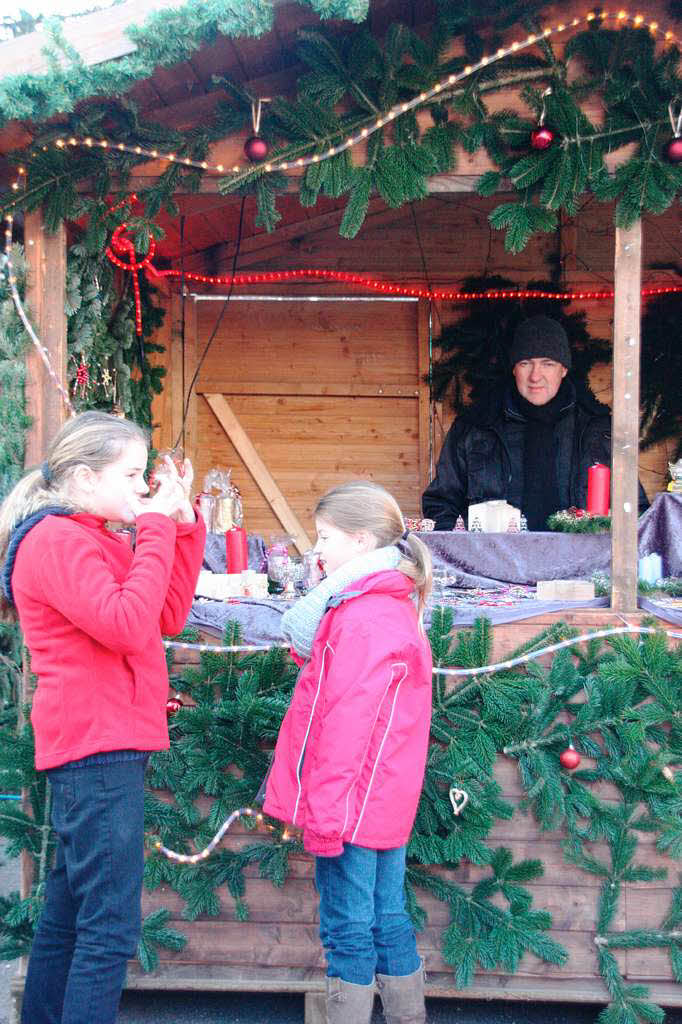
left=188, top=493, right=682, bottom=642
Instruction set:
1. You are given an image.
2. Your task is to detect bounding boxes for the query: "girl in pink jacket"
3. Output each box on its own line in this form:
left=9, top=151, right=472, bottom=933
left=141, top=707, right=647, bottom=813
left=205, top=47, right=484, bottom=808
left=264, top=481, right=433, bottom=1024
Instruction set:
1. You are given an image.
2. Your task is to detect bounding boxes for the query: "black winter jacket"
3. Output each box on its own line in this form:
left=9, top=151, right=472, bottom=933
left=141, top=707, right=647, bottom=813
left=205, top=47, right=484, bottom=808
left=422, top=380, right=649, bottom=530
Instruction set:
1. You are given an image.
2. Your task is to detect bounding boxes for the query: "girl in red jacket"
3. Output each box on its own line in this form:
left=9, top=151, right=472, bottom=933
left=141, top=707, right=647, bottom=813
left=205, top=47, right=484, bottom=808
left=264, top=481, right=433, bottom=1024
left=0, top=411, right=205, bottom=1024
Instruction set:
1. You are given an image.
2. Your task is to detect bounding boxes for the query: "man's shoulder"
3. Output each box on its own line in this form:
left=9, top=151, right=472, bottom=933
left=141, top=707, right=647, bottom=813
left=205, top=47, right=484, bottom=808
left=574, top=383, right=611, bottom=423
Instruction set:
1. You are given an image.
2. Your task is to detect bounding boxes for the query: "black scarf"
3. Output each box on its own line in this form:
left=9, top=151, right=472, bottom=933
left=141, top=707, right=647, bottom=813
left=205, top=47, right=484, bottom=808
left=515, top=378, right=573, bottom=531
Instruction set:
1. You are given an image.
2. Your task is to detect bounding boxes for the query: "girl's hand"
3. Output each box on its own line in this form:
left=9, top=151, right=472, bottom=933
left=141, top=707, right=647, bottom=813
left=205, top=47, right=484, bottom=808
left=173, top=458, right=196, bottom=523
left=135, top=460, right=186, bottom=519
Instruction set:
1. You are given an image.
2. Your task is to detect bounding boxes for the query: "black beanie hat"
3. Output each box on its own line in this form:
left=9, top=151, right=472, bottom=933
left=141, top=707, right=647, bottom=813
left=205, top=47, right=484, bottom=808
left=509, top=315, right=571, bottom=370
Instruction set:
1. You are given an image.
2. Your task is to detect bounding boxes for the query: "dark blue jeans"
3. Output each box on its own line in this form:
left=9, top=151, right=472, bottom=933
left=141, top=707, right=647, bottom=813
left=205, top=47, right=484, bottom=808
left=21, top=753, right=147, bottom=1024
left=315, top=843, right=420, bottom=985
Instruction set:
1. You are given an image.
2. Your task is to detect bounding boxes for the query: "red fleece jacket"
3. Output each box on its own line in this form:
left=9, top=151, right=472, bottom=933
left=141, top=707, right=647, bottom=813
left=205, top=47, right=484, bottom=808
left=12, top=510, right=205, bottom=770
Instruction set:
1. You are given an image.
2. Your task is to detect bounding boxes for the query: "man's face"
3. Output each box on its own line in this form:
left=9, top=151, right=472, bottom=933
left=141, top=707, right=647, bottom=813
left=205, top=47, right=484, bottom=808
left=513, top=358, right=567, bottom=406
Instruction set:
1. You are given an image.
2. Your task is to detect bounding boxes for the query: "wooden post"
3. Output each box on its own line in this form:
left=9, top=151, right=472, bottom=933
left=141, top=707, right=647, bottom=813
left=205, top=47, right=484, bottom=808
left=611, top=220, right=642, bottom=613
left=417, top=298, right=432, bottom=494
left=23, top=210, right=68, bottom=467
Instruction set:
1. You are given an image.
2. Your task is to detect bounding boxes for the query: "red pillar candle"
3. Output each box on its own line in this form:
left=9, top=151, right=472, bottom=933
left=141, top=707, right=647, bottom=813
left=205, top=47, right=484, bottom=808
left=587, top=463, right=610, bottom=515
left=226, top=527, right=248, bottom=574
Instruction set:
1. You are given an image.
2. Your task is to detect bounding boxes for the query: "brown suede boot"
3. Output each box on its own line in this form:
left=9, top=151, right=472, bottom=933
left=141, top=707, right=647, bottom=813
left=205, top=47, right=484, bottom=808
left=325, top=975, right=375, bottom=1024
left=375, top=961, right=426, bottom=1023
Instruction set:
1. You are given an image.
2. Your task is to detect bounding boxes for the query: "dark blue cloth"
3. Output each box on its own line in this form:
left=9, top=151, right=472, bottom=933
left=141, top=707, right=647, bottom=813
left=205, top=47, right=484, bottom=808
left=315, top=844, right=420, bottom=984
left=21, top=756, right=146, bottom=1024
left=1, top=505, right=71, bottom=606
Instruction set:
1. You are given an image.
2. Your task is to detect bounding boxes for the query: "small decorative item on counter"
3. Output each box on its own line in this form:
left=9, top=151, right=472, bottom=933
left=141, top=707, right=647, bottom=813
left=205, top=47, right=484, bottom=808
left=195, top=569, right=268, bottom=600
left=520, top=514, right=528, bottom=532
left=198, top=492, right=216, bottom=531
left=267, top=550, right=290, bottom=596
left=454, top=515, right=466, bottom=531
left=404, top=517, right=436, bottom=532
left=240, top=570, right=269, bottom=599
left=587, top=463, right=610, bottom=515
left=667, top=458, right=682, bottom=493
left=536, top=579, right=595, bottom=601
left=638, top=552, right=663, bottom=585
left=467, top=500, right=520, bottom=532
left=469, top=516, right=482, bottom=532
left=301, top=550, right=324, bottom=592
left=202, top=468, right=243, bottom=532
left=546, top=508, right=611, bottom=533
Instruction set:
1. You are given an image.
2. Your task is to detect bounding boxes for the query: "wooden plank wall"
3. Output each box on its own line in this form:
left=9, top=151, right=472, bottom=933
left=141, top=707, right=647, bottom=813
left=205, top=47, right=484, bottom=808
left=150, top=196, right=679, bottom=537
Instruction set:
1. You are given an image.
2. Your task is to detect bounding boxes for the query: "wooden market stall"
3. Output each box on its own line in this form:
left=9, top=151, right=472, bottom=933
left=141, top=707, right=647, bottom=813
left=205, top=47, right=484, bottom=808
left=1, top=1, right=681, bottom=1021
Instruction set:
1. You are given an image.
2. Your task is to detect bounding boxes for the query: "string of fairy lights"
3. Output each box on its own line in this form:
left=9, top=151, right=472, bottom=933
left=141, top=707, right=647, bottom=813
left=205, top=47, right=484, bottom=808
left=156, top=624, right=682, bottom=863
left=4, top=9, right=680, bottom=196
left=3, top=8, right=681, bottom=403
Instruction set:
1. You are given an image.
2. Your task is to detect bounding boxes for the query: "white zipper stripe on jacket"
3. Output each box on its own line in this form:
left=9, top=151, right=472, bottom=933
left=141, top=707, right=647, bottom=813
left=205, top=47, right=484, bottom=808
left=341, top=672, right=393, bottom=836
left=292, top=641, right=333, bottom=825
left=351, top=661, right=408, bottom=844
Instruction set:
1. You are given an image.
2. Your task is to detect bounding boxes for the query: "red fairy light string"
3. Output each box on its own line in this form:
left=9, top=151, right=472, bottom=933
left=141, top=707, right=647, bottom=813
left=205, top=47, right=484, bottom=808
left=105, top=194, right=154, bottom=335
left=146, top=265, right=682, bottom=302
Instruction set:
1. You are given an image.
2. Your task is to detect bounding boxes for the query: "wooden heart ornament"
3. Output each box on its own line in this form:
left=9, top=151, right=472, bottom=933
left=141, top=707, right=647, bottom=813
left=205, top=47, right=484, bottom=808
left=449, top=786, right=469, bottom=816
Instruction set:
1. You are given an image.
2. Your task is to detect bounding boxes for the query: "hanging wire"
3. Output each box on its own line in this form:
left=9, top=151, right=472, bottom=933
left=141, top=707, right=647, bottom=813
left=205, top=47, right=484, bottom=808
left=179, top=213, right=186, bottom=454
left=173, top=195, right=247, bottom=452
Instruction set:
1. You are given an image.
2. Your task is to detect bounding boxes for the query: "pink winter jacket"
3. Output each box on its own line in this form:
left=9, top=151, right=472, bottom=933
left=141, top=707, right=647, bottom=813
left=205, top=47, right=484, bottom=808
left=263, top=570, right=433, bottom=856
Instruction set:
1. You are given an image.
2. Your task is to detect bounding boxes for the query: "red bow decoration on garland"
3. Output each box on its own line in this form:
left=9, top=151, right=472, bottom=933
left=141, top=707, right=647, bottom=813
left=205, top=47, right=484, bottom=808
left=105, top=194, right=154, bottom=336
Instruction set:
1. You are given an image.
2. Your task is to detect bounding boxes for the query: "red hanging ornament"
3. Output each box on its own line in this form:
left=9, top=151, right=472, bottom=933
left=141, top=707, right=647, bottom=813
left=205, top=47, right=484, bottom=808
left=530, top=86, right=555, bottom=151
left=244, top=135, right=269, bottom=162
left=559, top=745, right=581, bottom=770
left=166, top=695, right=184, bottom=717
left=244, top=97, right=270, bottom=163
left=74, top=359, right=90, bottom=398
left=665, top=136, right=682, bottom=164
left=530, top=126, right=555, bottom=150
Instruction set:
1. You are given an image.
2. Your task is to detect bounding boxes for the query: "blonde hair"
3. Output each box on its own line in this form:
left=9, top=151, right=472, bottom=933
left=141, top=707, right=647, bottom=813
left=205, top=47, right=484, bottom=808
left=315, top=480, right=432, bottom=626
left=0, top=411, right=148, bottom=621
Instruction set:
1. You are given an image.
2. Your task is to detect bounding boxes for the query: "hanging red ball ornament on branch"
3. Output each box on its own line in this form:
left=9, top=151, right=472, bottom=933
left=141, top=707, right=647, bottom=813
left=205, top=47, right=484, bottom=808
left=665, top=136, right=682, bottom=164
left=559, top=745, right=581, bottom=770
left=530, top=126, right=555, bottom=151
left=244, top=135, right=269, bottom=163
left=244, top=97, right=270, bottom=163
left=166, top=695, right=184, bottom=717
left=530, top=86, right=555, bottom=151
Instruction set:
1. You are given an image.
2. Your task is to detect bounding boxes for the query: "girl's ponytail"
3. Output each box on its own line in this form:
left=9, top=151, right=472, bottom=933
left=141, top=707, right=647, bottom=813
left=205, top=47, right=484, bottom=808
left=396, top=533, right=432, bottom=629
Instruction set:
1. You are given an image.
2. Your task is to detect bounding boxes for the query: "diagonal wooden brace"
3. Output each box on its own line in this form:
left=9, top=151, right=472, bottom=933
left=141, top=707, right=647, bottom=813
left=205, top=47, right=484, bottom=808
left=204, top=393, right=313, bottom=554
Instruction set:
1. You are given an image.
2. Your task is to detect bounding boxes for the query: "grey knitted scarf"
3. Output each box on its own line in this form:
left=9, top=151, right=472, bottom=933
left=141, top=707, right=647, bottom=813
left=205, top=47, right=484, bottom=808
left=280, top=545, right=402, bottom=659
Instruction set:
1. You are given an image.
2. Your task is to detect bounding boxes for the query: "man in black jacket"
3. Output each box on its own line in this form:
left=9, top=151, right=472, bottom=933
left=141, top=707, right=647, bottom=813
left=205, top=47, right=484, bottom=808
left=422, top=315, right=648, bottom=531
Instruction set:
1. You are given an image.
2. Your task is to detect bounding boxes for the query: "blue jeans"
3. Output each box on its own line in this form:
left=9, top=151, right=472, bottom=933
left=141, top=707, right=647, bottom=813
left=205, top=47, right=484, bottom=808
left=315, top=843, right=420, bottom=985
left=21, top=753, right=147, bottom=1024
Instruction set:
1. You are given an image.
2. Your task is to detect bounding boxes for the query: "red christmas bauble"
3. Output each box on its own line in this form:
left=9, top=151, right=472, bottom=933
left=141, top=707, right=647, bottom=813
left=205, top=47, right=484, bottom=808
left=244, top=135, right=269, bottom=162
left=530, top=126, right=555, bottom=151
left=559, top=746, right=581, bottom=770
left=665, top=137, right=682, bottom=164
left=166, top=695, right=184, bottom=716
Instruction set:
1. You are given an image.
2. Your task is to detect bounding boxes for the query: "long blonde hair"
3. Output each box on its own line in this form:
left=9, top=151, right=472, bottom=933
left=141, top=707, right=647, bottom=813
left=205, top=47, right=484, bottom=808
left=314, top=480, right=433, bottom=627
left=0, top=411, right=148, bottom=621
